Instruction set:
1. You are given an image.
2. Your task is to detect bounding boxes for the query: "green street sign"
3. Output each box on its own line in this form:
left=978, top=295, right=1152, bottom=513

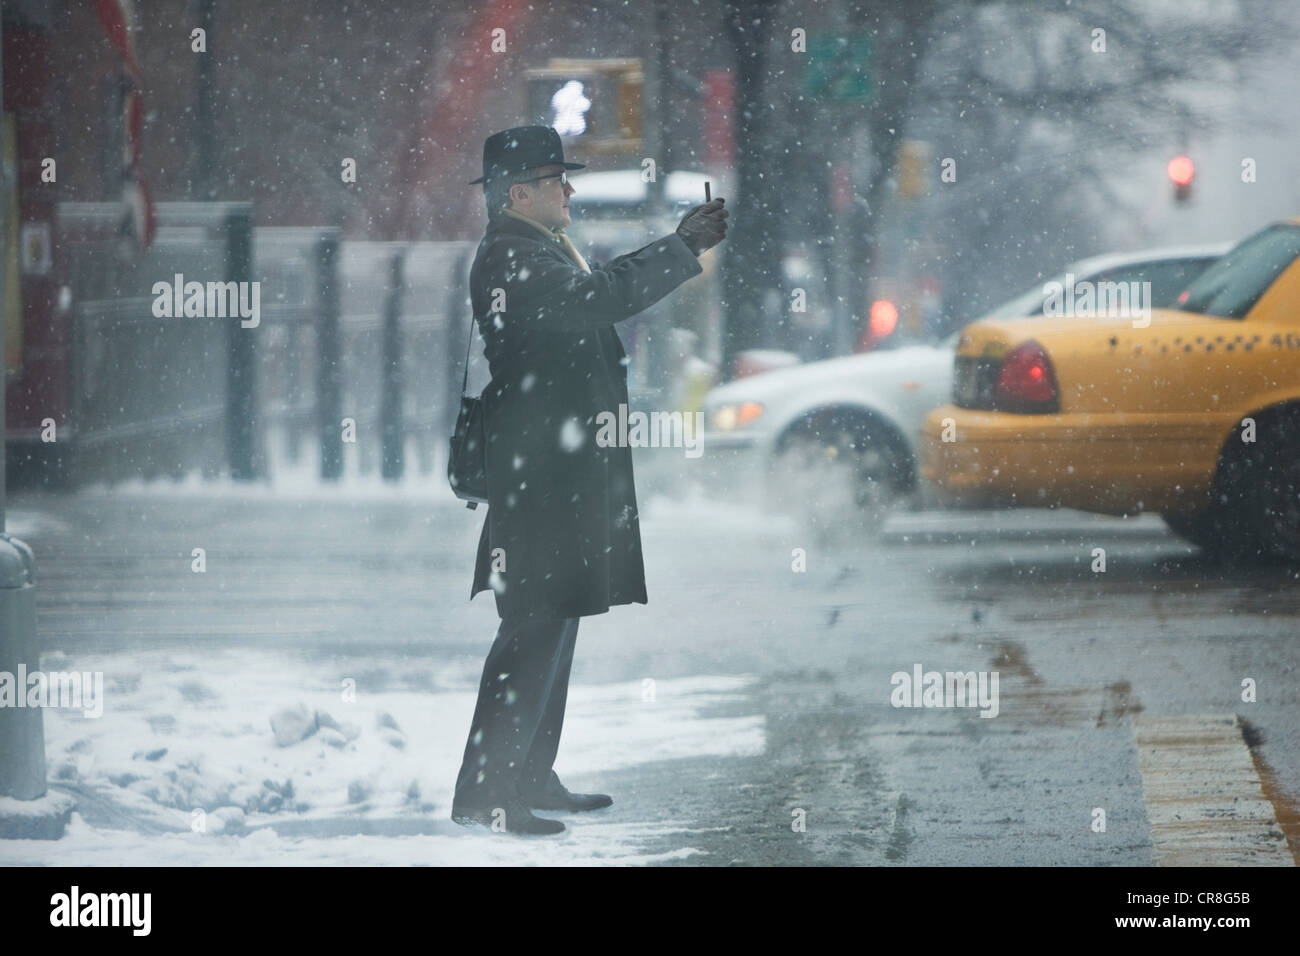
left=804, top=33, right=873, bottom=102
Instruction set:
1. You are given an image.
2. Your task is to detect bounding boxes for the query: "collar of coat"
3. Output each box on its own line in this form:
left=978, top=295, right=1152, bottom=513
left=495, top=208, right=591, bottom=273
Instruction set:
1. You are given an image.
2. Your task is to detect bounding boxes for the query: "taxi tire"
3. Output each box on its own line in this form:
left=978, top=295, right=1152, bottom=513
left=1161, top=509, right=1219, bottom=553
left=1237, top=415, right=1300, bottom=563
left=1202, top=408, right=1300, bottom=564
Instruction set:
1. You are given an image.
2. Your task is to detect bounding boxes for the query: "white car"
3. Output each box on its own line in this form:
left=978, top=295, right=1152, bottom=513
left=698, top=244, right=1229, bottom=531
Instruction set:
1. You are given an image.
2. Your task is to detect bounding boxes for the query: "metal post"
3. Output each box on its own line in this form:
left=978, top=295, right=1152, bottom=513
left=380, top=249, right=405, bottom=481
left=224, top=206, right=258, bottom=480
left=642, top=0, right=664, bottom=211
left=641, top=0, right=670, bottom=400
left=194, top=0, right=216, bottom=200
left=316, top=232, right=342, bottom=481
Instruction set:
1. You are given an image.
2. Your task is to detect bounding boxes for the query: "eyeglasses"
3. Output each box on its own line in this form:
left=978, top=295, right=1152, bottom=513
left=515, top=171, right=569, bottom=187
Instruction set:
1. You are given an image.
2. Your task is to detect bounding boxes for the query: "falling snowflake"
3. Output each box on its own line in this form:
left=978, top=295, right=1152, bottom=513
left=559, top=417, right=585, bottom=452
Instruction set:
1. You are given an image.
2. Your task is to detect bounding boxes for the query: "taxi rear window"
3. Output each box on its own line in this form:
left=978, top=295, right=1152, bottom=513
left=1175, top=224, right=1300, bottom=319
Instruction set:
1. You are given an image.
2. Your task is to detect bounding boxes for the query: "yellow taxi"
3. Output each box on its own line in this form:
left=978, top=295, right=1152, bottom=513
left=921, top=220, right=1300, bottom=562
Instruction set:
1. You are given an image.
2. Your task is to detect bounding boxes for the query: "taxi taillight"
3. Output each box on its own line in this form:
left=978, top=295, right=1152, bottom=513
left=994, top=340, right=1059, bottom=413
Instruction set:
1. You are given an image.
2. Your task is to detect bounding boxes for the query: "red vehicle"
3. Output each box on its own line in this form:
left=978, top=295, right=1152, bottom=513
left=3, top=13, right=61, bottom=483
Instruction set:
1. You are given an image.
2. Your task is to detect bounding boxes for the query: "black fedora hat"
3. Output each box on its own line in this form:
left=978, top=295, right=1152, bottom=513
left=469, top=125, right=586, bottom=185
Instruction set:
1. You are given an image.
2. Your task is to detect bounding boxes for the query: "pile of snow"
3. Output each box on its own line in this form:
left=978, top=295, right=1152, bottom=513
left=0, top=647, right=763, bottom=865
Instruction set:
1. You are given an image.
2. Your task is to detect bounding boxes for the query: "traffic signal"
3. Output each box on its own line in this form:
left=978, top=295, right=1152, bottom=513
left=897, top=140, right=929, bottom=199
left=869, top=299, right=899, bottom=338
left=1168, top=155, right=1194, bottom=202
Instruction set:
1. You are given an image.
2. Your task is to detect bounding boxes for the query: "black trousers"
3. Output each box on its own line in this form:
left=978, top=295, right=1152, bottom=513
left=453, top=615, right=580, bottom=808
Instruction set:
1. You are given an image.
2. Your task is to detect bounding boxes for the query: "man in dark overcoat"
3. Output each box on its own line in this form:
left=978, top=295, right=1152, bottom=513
left=451, top=126, right=728, bottom=835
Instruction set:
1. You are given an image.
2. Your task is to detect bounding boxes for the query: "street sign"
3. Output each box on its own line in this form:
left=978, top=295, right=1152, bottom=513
left=804, top=33, right=873, bottom=102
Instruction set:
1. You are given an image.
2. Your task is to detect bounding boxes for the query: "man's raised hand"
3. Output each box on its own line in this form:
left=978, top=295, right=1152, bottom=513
left=675, top=198, right=729, bottom=256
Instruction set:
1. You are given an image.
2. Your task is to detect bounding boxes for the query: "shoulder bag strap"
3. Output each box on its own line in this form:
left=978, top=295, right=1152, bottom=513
left=460, top=315, right=476, bottom=396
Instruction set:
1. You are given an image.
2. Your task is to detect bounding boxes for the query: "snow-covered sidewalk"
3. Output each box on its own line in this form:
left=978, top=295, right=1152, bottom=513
left=0, top=647, right=763, bottom=865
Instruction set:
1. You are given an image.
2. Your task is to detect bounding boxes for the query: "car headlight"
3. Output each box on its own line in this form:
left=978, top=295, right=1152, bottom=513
left=708, top=401, right=765, bottom=431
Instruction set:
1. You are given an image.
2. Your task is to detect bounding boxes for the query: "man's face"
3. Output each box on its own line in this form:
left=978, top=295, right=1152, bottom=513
left=510, top=163, right=575, bottom=230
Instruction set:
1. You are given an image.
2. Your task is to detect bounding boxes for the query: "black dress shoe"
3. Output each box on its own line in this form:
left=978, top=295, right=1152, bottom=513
left=518, top=773, right=613, bottom=812
left=451, top=796, right=565, bottom=835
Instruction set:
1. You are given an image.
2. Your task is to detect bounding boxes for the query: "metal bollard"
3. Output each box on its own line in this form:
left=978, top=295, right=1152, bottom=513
left=380, top=250, right=406, bottom=482
left=316, top=232, right=343, bottom=481
left=224, top=206, right=259, bottom=481
left=0, top=533, right=43, bottom=800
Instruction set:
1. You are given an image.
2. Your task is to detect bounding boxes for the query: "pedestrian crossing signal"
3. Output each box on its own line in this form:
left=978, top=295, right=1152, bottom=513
left=524, top=59, right=643, bottom=153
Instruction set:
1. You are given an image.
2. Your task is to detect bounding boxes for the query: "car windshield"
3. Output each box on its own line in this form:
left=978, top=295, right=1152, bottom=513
left=1174, top=224, right=1300, bottom=319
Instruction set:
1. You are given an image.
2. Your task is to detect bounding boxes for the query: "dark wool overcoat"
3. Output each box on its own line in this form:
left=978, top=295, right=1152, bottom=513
left=468, top=212, right=702, bottom=619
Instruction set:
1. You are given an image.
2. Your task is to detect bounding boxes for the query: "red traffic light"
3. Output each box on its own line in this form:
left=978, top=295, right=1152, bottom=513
left=1167, top=155, right=1195, bottom=187
left=869, top=299, right=899, bottom=338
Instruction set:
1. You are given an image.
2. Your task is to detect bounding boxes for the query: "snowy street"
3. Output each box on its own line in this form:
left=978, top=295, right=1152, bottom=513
left=7, top=0, right=1300, bottom=926
left=2, top=479, right=1294, bottom=865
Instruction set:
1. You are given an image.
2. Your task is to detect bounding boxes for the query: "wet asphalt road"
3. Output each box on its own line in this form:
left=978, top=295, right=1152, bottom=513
left=10, top=487, right=1299, bottom=865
